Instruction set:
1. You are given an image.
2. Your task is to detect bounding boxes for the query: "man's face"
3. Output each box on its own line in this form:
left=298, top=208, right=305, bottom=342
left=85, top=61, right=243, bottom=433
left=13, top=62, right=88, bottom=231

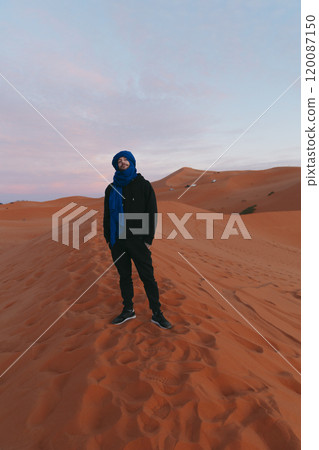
left=117, top=157, right=130, bottom=171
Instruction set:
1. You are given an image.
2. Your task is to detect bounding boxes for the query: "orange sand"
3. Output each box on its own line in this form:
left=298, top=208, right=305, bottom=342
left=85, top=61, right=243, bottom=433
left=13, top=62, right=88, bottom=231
left=0, top=167, right=300, bottom=449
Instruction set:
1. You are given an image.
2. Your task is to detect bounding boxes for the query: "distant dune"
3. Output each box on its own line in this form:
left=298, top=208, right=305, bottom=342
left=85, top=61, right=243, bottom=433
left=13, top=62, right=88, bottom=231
left=0, top=167, right=300, bottom=449
left=153, top=166, right=301, bottom=213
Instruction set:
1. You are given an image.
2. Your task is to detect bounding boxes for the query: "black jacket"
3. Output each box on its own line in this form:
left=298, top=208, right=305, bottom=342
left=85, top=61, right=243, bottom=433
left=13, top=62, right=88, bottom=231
left=103, top=173, right=158, bottom=246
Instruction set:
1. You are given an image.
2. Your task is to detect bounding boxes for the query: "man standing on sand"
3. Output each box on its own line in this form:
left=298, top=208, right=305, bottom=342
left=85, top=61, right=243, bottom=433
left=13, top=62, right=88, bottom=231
left=103, top=150, right=172, bottom=329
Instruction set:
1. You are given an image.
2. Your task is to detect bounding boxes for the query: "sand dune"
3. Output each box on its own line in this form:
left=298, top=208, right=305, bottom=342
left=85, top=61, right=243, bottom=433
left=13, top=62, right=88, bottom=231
left=153, top=166, right=300, bottom=214
left=0, top=167, right=300, bottom=449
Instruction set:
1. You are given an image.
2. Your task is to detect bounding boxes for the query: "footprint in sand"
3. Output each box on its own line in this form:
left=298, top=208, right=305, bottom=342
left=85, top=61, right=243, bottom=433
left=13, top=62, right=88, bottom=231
left=231, top=333, right=264, bottom=354
left=76, top=384, right=120, bottom=433
left=277, top=371, right=300, bottom=394
left=27, top=372, right=70, bottom=426
left=39, top=346, right=92, bottom=374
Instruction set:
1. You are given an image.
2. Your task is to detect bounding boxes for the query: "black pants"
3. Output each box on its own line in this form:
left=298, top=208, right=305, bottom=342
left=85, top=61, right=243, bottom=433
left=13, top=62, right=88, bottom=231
left=110, top=236, right=161, bottom=313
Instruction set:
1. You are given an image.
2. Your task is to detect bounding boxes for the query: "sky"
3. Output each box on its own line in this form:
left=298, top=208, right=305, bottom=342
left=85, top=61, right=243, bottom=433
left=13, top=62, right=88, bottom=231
left=0, top=0, right=300, bottom=203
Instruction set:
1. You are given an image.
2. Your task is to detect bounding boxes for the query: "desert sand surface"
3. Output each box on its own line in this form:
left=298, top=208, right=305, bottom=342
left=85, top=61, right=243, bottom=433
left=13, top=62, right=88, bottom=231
left=0, top=167, right=300, bottom=449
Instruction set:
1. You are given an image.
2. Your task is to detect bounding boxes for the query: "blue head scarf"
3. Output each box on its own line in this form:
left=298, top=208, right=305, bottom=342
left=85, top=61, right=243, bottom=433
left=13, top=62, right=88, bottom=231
left=109, top=150, right=138, bottom=248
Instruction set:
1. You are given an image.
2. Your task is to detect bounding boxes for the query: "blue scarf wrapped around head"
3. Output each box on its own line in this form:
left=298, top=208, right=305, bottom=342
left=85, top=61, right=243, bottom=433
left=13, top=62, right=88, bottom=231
left=109, top=150, right=138, bottom=248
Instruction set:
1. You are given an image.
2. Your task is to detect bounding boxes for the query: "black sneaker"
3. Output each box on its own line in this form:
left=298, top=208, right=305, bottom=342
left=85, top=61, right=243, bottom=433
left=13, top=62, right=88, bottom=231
left=151, top=310, right=172, bottom=329
left=111, top=307, right=136, bottom=325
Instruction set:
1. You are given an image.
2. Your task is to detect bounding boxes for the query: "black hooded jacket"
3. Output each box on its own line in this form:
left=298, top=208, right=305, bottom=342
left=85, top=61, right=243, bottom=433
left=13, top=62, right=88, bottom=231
left=103, top=173, right=158, bottom=246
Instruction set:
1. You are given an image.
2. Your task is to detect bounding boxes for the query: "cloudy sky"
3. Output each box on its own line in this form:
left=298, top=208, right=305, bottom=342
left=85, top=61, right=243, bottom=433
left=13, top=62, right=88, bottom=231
left=0, top=0, right=300, bottom=202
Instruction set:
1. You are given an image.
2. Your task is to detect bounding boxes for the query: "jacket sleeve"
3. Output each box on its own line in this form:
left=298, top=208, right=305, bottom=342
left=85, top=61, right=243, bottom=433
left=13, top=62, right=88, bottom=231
left=103, top=186, right=110, bottom=243
left=144, top=181, right=157, bottom=245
